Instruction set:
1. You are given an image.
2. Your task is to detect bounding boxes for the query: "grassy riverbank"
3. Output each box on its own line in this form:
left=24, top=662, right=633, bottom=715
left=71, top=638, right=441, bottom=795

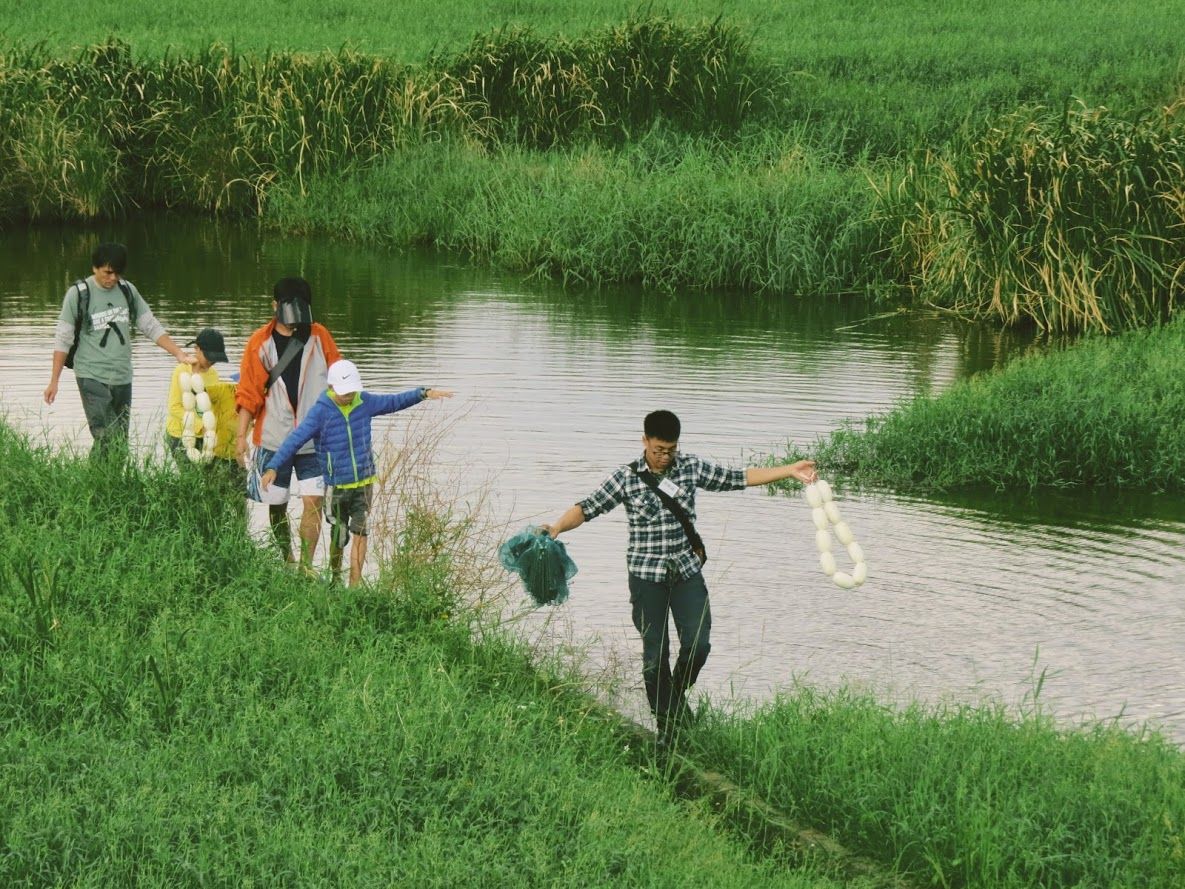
left=265, top=132, right=881, bottom=295
left=779, top=314, right=1185, bottom=491
left=3, top=424, right=1183, bottom=885
left=687, top=686, right=1185, bottom=889
left=0, top=424, right=832, bottom=887
left=2, top=6, right=1184, bottom=331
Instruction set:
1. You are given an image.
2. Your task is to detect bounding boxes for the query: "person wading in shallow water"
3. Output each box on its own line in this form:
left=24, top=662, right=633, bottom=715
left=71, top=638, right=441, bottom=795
left=540, top=409, right=817, bottom=741
left=44, top=241, right=192, bottom=459
left=235, top=277, right=341, bottom=572
left=259, top=359, right=454, bottom=586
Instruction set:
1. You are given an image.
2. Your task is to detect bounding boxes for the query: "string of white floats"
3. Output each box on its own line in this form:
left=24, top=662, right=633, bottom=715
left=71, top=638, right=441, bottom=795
left=805, top=479, right=867, bottom=589
left=179, top=370, right=218, bottom=463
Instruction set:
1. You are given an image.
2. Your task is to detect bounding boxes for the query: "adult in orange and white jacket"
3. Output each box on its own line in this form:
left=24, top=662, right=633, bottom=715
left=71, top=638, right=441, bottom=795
left=235, top=277, right=342, bottom=570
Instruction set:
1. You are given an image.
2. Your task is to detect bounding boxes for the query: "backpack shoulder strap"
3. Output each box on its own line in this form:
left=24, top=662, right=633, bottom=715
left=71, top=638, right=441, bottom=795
left=117, top=280, right=136, bottom=326
left=73, top=279, right=89, bottom=326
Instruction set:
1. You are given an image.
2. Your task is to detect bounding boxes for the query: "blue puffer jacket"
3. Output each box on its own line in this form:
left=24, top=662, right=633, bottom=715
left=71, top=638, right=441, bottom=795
left=265, top=388, right=424, bottom=486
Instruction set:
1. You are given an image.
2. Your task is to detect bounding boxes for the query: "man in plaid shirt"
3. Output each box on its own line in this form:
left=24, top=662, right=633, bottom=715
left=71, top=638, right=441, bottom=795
left=543, top=410, right=817, bottom=739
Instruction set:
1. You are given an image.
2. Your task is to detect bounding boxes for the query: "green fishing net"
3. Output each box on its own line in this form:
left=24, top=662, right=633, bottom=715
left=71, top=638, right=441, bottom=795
left=499, top=525, right=578, bottom=606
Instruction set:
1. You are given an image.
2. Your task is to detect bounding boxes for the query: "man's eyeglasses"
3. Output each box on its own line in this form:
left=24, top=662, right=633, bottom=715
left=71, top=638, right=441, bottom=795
left=650, top=444, right=678, bottom=457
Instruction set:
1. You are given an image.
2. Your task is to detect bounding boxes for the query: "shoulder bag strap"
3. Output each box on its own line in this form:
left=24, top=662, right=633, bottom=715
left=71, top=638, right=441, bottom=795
left=263, top=336, right=304, bottom=396
left=631, top=459, right=707, bottom=565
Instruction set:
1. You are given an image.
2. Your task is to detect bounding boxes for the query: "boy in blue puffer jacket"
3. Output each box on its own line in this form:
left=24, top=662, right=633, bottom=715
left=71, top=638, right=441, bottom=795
left=260, top=359, right=454, bottom=585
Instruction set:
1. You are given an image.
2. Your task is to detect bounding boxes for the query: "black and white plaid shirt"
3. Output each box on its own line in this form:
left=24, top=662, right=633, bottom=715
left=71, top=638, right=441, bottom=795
left=579, top=452, right=747, bottom=583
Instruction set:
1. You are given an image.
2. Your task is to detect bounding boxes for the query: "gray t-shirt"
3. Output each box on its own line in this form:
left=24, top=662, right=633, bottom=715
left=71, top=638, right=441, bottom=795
left=53, top=276, right=166, bottom=385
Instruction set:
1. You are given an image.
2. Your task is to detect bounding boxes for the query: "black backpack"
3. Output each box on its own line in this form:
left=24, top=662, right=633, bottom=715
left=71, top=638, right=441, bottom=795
left=65, top=278, right=136, bottom=369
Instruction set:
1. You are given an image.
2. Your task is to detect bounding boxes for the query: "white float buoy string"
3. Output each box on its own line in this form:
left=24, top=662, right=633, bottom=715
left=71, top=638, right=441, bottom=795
left=180, top=370, right=218, bottom=464
left=805, top=478, right=867, bottom=588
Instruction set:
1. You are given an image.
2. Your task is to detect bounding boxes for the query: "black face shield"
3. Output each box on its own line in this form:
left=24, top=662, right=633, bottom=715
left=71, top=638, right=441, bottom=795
left=275, top=298, right=313, bottom=326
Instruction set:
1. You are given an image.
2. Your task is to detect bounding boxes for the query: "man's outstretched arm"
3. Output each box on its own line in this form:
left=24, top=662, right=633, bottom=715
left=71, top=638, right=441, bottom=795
left=745, top=459, right=817, bottom=487
left=542, top=504, right=585, bottom=538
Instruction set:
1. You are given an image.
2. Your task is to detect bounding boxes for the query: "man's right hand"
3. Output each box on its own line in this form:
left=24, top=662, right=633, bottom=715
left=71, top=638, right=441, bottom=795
left=235, top=434, right=249, bottom=467
left=260, top=468, right=276, bottom=490
left=43, top=381, right=58, bottom=405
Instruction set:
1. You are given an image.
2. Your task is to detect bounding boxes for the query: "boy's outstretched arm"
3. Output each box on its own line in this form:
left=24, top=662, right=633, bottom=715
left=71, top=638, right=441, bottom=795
left=746, top=459, right=817, bottom=487
left=372, top=387, right=455, bottom=416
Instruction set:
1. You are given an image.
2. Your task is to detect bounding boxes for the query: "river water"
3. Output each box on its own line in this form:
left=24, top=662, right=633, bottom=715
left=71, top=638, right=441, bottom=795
left=2, top=216, right=1182, bottom=742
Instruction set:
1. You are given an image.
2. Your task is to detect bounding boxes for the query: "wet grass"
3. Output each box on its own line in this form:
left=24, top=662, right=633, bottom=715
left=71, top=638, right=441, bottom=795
left=775, top=314, right=1185, bottom=491
left=0, top=422, right=836, bottom=887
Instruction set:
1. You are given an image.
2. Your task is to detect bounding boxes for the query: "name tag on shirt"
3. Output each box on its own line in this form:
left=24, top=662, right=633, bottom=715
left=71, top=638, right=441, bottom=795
left=657, top=477, right=682, bottom=498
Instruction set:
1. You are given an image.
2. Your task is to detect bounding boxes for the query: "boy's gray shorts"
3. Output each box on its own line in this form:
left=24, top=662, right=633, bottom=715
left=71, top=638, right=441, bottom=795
left=327, top=484, right=374, bottom=546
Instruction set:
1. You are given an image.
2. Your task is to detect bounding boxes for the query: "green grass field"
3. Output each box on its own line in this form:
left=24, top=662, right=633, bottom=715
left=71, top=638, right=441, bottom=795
left=0, top=425, right=839, bottom=887
left=7, top=0, right=1181, bottom=153
left=688, top=685, right=1185, bottom=888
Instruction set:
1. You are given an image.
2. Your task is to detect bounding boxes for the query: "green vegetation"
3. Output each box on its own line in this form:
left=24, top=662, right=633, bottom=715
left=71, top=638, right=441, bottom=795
left=2, top=5, right=1183, bottom=331
left=0, top=423, right=833, bottom=886
left=878, top=100, right=1185, bottom=333
left=686, top=684, right=1185, bottom=889
left=5, top=5, right=1184, bottom=881
left=779, top=314, right=1185, bottom=491
left=0, top=20, right=775, bottom=215
left=5, top=0, right=1181, bottom=155
left=4, top=423, right=1182, bottom=886
left=266, top=132, right=880, bottom=294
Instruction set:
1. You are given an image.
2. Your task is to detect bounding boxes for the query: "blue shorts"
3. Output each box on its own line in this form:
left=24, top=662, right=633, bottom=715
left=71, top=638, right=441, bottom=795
left=247, top=446, right=324, bottom=504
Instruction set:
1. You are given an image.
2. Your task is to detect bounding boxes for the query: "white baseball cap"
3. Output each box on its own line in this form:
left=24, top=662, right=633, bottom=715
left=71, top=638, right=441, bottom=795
left=327, top=359, right=363, bottom=395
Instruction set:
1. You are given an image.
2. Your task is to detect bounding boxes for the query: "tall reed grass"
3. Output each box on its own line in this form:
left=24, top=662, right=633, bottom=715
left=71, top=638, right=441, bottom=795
left=8, top=1, right=1182, bottom=157
left=437, top=17, right=777, bottom=148
left=0, top=17, right=776, bottom=220
left=876, top=101, right=1185, bottom=333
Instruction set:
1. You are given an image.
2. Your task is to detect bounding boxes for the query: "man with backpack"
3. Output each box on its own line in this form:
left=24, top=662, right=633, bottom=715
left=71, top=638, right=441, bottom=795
left=44, top=242, right=192, bottom=459
left=235, top=276, right=342, bottom=573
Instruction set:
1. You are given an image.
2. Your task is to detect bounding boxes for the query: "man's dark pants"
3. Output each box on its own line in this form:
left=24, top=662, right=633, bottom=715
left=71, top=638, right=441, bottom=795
left=628, top=569, right=711, bottom=728
left=77, top=377, right=132, bottom=459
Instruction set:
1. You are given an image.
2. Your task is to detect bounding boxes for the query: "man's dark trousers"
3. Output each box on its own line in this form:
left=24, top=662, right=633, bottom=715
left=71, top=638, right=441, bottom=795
left=628, top=569, right=711, bottom=728
left=77, top=377, right=132, bottom=460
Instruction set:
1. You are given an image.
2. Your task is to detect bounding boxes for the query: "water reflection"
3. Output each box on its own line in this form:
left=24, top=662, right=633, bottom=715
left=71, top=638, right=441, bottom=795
left=1, top=214, right=1181, bottom=743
